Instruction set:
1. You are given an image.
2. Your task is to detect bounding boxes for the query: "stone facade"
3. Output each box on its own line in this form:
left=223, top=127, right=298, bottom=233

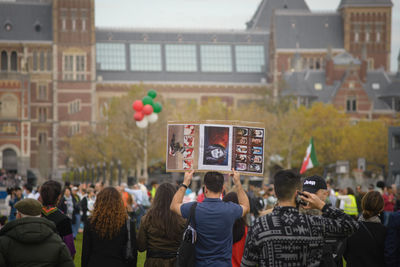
left=269, top=2, right=392, bottom=82
left=0, top=0, right=96, bottom=180
left=341, top=6, right=392, bottom=71
left=0, top=0, right=397, bottom=180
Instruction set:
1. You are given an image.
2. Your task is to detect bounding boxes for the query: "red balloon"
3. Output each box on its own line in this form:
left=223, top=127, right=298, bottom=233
left=133, top=111, right=144, bottom=121
left=132, top=100, right=144, bottom=112
left=143, top=104, right=154, bottom=115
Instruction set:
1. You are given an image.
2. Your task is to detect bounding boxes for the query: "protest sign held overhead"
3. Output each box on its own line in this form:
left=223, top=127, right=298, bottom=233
left=166, top=121, right=265, bottom=176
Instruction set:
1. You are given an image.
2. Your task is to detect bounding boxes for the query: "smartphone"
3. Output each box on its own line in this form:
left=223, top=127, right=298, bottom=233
left=297, top=191, right=307, bottom=197
left=296, top=191, right=308, bottom=206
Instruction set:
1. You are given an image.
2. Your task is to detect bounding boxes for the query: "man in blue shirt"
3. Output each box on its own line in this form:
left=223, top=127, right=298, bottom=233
left=171, top=169, right=250, bottom=267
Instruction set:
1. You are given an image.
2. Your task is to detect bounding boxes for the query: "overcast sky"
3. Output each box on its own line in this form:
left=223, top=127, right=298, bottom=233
left=96, top=0, right=399, bottom=72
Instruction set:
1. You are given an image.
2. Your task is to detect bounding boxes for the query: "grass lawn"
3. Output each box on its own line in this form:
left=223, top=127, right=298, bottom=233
left=73, top=232, right=345, bottom=267
left=73, top=233, right=146, bottom=267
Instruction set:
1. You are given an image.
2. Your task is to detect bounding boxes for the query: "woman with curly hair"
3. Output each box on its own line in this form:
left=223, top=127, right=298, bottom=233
left=82, top=187, right=137, bottom=267
left=137, top=182, right=186, bottom=267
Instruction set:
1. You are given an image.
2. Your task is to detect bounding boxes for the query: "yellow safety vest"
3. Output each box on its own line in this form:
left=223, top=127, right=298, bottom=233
left=151, top=187, right=156, bottom=199
left=344, top=194, right=358, bottom=216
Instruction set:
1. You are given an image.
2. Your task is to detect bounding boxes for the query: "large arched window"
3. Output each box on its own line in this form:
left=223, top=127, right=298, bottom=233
left=1, top=51, right=7, bottom=71
left=2, top=148, right=18, bottom=171
left=10, top=51, right=17, bottom=71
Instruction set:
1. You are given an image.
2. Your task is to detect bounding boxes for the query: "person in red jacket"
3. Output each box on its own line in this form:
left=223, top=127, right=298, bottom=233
left=383, top=185, right=396, bottom=226
left=223, top=192, right=248, bottom=267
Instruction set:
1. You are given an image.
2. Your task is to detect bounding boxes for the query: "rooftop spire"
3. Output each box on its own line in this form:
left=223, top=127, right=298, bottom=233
left=292, top=33, right=302, bottom=72
left=292, top=52, right=302, bottom=72
left=397, top=49, right=400, bottom=74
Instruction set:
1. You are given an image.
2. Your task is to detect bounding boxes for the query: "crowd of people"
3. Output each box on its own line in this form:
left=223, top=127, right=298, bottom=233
left=0, top=170, right=23, bottom=188
left=0, top=169, right=400, bottom=267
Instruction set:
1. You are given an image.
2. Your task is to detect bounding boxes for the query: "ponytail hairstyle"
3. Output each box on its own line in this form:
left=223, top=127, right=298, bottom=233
left=361, top=191, right=384, bottom=220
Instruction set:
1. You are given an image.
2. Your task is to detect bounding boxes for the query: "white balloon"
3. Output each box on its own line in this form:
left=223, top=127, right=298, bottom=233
left=147, top=113, right=158, bottom=123
left=136, top=117, right=148, bottom=128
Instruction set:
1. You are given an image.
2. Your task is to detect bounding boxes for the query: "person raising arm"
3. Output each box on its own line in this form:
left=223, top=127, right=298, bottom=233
left=170, top=169, right=249, bottom=217
left=170, top=169, right=250, bottom=267
left=170, top=170, right=194, bottom=216
left=231, top=169, right=250, bottom=217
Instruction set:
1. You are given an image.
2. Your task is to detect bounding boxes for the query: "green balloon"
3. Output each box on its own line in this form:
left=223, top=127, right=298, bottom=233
left=148, top=90, right=157, bottom=99
left=142, top=96, right=153, bottom=106
left=153, top=102, right=163, bottom=113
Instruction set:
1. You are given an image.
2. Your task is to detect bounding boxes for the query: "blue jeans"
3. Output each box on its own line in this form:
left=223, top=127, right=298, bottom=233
left=72, top=214, right=81, bottom=238
left=384, top=211, right=393, bottom=227
left=134, top=205, right=146, bottom=230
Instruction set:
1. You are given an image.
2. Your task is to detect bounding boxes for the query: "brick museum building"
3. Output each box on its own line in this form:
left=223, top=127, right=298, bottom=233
left=0, top=0, right=398, bottom=179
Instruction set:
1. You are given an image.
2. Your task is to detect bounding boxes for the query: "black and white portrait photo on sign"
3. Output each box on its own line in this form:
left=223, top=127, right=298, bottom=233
left=198, top=125, right=233, bottom=171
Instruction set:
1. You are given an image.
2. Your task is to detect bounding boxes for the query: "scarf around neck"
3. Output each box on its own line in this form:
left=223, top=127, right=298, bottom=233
left=358, top=214, right=381, bottom=224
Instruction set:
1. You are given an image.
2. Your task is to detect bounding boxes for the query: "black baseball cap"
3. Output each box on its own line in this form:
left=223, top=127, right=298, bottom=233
left=302, top=175, right=327, bottom=193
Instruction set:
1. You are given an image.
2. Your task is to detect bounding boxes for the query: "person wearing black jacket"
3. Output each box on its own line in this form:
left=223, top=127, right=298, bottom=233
left=40, top=180, right=76, bottom=258
left=0, top=198, right=74, bottom=267
left=301, top=175, right=345, bottom=267
left=344, top=191, right=386, bottom=267
left=82, top=187, right=137, bottom=267
left=241, top=170, right=359, bottom=267
left=385, top=210, right=400, bottom=267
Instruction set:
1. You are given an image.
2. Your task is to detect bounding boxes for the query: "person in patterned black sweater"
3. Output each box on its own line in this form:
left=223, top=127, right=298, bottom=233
left=241, top=170, right=359, bottom=267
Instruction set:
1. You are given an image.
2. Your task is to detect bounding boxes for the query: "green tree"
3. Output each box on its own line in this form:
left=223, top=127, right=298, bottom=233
left=66, top=86, right=168, bottom=183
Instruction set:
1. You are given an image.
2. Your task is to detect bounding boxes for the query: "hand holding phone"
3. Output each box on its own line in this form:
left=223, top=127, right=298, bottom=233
left=296, top=191, right=308, bottom=206
left=300, top=191, right=325, bottom=210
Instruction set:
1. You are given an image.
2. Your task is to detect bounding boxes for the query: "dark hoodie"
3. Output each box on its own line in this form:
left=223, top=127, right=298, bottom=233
left=0, top=217, right=74, bottom=267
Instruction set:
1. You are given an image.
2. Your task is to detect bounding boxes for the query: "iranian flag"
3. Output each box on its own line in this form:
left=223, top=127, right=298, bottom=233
left=300, top=137, right=319, bottom=174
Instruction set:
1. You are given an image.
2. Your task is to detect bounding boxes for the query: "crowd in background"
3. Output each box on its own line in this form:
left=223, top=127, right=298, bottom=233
left=246, top=180, right=400, bottom=220
left=0, top=172, right=400, bottom=267
left=0, top=170, right=23, bottom=188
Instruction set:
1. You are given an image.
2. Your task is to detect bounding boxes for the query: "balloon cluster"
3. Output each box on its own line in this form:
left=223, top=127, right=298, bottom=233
left=132, top=90, right=163, bottom=128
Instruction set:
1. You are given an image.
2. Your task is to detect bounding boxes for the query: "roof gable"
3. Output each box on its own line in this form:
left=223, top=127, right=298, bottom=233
left=0, top=2, right=52, bottom=41
left=246, top=0, right=310, bottom=31
left=332, top=71, right=373, bottom=110
left=283, top=70, right=341, bottom=102
left=274, top=12, right=343, bottom=50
